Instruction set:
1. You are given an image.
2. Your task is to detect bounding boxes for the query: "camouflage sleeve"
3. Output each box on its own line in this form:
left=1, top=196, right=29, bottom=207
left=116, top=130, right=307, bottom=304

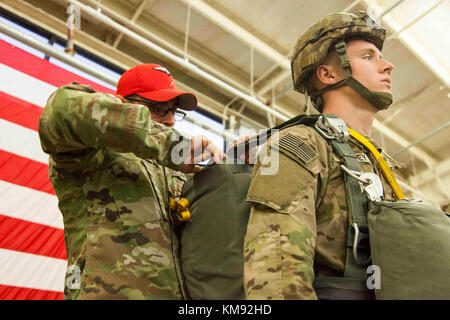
left=38, top=83, right=187, bottom=170
left=244, top=128, right=324, bottom=300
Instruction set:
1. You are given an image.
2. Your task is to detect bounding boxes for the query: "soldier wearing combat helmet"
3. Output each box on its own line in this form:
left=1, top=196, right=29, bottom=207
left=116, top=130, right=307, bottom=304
left=244, top=11, right=403, bottom=299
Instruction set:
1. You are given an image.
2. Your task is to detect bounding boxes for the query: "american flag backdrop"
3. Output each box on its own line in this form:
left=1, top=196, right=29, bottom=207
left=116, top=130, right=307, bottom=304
left=0, top=38, right=116, bottom=300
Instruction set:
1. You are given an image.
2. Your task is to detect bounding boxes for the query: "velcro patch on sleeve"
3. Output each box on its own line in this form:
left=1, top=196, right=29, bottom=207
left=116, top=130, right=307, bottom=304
left=277, top=133, right=318, bottom=165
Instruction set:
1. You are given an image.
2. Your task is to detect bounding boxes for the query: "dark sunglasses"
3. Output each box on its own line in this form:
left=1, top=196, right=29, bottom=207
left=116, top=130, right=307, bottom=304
left=126, top=97, right=187, bottom=121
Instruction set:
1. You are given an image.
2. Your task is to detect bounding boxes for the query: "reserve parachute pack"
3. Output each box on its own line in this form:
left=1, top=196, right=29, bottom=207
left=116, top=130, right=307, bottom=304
left=173, top=114, right=450, bottom=300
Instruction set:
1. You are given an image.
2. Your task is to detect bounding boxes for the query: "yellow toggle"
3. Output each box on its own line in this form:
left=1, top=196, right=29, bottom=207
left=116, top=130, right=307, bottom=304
left=347, top=127, right=405, bottom=200
left=169, top=198, right=177, bottom=211
left=169, top=198, right=191, bottom=222
left=178, top=209, right=191, bottom=222
left=177, top=198, right=190, bottom=211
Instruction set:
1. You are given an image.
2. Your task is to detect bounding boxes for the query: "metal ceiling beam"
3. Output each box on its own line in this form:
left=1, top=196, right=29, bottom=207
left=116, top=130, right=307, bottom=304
left=385, top=0, right=444, bottom=41
left=113, top=0, right=150, bottom=48
left=392, top=121, right=450, bottom=157
left=413, top=158, right=450, bottom=191
left=0, top=0, right=135, bottom=70
left=178, top=0, right=291, bottom=70
left=177, top=0, right=294, bottom=122
left=2, top=0, right=269, bottom=129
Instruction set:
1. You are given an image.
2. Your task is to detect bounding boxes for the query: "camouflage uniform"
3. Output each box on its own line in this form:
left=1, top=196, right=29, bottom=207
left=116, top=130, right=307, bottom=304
left=244, top=125, right=401, bottom=299
left=38, top=82, right=188, bottom=299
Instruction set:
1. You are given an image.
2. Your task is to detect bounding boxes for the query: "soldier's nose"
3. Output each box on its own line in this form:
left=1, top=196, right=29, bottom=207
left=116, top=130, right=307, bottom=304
left=164, top=113, right=175, bottom=127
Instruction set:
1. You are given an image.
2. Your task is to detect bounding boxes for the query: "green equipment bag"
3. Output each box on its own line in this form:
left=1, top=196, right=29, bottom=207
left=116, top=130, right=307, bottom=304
left=179, top=163, right=253, bottom=300
left=368, top=199, right=450, bottom=300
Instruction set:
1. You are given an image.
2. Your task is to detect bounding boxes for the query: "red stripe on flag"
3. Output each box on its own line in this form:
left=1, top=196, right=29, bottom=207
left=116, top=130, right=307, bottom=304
left=0, top=284, right=63, bottom=300
left=0, top=214, right=66, bottom=260
left=0, top=91, right=43, bottom=131
left=0, top=150, right=55, bottom=195
left=0, top=39, right=116, bottom=94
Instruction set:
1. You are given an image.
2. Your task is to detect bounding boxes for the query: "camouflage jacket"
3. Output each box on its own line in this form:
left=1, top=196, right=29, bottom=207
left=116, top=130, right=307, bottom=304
left=38, top=83, right=189, bottom=299
left=243, top=123, right=400, bottom=300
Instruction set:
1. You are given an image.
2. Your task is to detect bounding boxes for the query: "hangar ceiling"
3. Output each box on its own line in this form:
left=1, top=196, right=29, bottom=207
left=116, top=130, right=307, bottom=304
left=1, top=0, right=449, bottom=208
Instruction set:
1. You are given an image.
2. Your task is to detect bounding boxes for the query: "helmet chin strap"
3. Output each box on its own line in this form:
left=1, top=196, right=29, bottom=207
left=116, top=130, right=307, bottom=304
left=310, top=41, right=393, bottom=111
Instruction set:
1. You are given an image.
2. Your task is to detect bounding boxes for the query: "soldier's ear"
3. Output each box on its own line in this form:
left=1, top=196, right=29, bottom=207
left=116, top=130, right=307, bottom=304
left=316, top=64, right=338, bottom=86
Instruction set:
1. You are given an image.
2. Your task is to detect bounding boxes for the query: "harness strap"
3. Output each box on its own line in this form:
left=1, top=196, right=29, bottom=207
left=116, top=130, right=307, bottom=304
left=328, top=137, right=371, bottom=278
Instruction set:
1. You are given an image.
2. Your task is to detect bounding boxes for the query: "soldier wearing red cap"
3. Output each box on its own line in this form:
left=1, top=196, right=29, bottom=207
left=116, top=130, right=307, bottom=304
left=38, top=63, right=224, bottom=299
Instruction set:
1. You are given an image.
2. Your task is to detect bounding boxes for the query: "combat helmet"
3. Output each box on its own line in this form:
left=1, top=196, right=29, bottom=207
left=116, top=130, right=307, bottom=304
left=291, top=11, right=392, bottom=111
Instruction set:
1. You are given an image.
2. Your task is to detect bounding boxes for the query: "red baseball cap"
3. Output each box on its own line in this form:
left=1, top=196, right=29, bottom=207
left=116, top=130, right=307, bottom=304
left=116, top=63, right=197, bottom=110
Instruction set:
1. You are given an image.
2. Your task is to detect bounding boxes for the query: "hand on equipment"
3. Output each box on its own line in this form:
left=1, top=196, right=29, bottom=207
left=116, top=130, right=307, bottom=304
left=180, top=135, right=226, bottom=173
left=226, top=134, right=258, bottom=165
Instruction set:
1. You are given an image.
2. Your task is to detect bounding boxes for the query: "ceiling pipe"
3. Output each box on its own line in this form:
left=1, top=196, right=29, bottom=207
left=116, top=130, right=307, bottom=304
left=112, top=0, right=149, bottom=48
left=392, top=121, right=450, bottom=157
left=178, top=0, right=290, bottom=70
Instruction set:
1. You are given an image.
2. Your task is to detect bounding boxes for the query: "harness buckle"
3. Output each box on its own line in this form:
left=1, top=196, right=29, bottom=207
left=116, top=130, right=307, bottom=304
left=359, top=172, right=384, bottom=202
left=315, top=115, right=349, bottom=143
left=340, top=165, right=384, bottom=202
left=352, top=223, right=371, bottom=266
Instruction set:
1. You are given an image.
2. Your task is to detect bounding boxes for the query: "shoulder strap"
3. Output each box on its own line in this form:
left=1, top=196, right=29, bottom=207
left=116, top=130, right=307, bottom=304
left=229, top=114, right=321, bottom=157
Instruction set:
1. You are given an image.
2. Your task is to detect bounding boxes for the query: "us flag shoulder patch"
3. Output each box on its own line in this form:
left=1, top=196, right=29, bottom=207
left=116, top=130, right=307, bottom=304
left=278, top=133, right=318, bottom=164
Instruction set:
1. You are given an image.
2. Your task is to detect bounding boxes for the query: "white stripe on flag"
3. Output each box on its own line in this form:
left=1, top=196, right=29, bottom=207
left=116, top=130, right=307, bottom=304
left=0, top=180, right=63, bottom=229
left=0, top=63, right=56, bottom=108
left=0, top=119, right=48, bottom=164
left=0, top=248, right=67, bottom=292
